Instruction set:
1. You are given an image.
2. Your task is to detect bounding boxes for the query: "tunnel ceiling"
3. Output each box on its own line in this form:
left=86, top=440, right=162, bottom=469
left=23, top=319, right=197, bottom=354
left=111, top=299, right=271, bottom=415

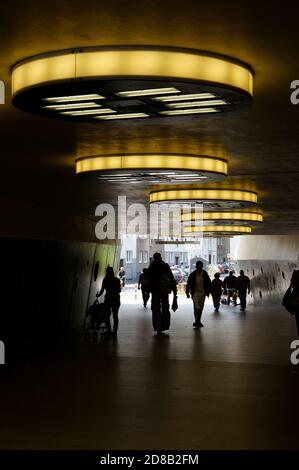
left=1, top=0, right=299, bottom=236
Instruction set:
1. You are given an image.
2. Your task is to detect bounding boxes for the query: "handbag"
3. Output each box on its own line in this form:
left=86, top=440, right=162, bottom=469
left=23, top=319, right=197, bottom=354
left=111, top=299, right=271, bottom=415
left=172, top=294, right=178, bottom=312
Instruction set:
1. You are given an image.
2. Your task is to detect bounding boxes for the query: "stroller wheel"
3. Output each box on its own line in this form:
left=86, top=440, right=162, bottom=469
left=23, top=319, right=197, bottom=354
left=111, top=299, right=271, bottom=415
left=92, top=330, right=98, bottom=340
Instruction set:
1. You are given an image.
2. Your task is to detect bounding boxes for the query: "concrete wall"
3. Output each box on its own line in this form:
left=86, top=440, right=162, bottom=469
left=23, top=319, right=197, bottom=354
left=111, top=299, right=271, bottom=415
left=233, top=235, right=299, bottom=305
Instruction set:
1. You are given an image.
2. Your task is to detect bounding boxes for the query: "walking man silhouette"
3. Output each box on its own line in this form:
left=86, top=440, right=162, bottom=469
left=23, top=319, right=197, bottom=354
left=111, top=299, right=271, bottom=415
left=186, top=261, right=212, bottom=328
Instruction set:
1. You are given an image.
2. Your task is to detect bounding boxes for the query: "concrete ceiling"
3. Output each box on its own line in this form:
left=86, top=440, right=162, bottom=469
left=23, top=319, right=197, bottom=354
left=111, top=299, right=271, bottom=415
left=1, top=0, right=299, bottom=238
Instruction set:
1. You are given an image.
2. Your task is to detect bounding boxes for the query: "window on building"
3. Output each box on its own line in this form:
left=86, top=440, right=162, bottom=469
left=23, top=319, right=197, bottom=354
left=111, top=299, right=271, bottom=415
left=168, top=252, right=174, bottom=264
left=126, top=250, right=133, bottom=263
left=138, top=250, right=143, bottom=263
left=143, top=251, right=148, bottom=264
left=182, top=252, right=187, bottom=263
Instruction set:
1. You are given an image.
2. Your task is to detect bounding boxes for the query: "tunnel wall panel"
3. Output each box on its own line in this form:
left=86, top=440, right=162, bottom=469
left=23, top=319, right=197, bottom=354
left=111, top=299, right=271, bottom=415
left=233, top=235, right=299, bottom=305
left=0, top=237, right=120, bottom=358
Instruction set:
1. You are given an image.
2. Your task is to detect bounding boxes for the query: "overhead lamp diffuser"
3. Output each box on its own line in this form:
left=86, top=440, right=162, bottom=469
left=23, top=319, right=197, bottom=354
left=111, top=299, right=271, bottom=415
left=76, top=154, right=228, bottom=183
left=184, top=225, right=252, bottom=234
left=181, top=210, right=263, bottom=224
left=150, top=187, right=258, bottom=208
left=11, top=46, right=253, bottom=122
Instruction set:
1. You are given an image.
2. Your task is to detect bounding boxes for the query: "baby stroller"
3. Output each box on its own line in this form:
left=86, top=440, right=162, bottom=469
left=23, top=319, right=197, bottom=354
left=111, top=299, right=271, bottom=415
left=220, top=289, right=238, bottom=306
left=221, top=288, right=228, bottom=305
left=85, top=293, right=109, bottom=340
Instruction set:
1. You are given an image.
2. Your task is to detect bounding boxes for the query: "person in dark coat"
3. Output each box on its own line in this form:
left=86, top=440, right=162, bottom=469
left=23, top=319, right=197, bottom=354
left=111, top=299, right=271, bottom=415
left=138, top=268, right=150, bottom=307
left=211, top=272, right=223, bottom=312
left=99, top=266, right=121, bottom=338
left=147, top=253, right=177, bottom=335
left=186, top=260, right=212, bottom=328
left=290, top=269, right=299, bottom=334
left=223, top=271, right=237, bottom=306
left=236, top=270, right=250, bottom=311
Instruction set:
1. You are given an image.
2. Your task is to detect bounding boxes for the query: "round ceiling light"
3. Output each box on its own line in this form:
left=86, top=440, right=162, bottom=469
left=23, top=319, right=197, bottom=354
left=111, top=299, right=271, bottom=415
left=181, top=210, right=263, bottom=225
left=75, top=154, right=228, bottom=183
left=11, top=46, right=253, bottom=122
left=184, top=225, right=252, bottom=235
left=149, top=187, right=258, bottom=208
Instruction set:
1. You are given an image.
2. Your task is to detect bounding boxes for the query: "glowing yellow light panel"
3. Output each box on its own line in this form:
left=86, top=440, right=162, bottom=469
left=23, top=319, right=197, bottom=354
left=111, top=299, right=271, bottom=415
left=184, top=225, right=252, bottom=234
left=11, top=47, right=253, bottom=122
left=181, top=210, right=263, bottom=223
left=150, top=188, right=258, bottom=207
left=76, top=154, right=228, bottom=183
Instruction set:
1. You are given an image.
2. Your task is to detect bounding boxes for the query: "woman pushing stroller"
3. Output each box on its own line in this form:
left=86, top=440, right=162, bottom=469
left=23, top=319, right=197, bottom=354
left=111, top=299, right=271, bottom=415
left=98, top=266, right=121, bottom=338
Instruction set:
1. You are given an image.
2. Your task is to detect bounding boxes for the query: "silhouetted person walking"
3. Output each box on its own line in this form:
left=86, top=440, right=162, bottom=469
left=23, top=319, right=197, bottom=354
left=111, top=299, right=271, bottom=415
left=290, top=269, right=299, bottom=334
left=223, top=271, right=237, bottom=305
left=236, top=270, right=250, bottom=311
left=211, top=272, right=223, bottom=312
left=138, top=268, right=150, bottom=307
left=186, top=260, right=212, bottom=328
left=99, top=266, right=121, bottom=338
left=147, top=253, right=177, bottom=335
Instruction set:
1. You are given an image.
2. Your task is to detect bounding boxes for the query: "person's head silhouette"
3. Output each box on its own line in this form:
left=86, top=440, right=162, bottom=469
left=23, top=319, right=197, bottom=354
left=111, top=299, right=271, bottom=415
left=196, top=260, right=203, bottom=272
left=153, top=252, right=162, bottom=262
left=106, top=266, right=114, bottom=279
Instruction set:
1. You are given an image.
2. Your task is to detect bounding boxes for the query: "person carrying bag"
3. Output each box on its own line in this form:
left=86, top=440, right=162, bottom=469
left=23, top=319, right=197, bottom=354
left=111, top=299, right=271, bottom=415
left=282, top=269, right=299, bottom=334
left=147, top=253, right=177, bottom=335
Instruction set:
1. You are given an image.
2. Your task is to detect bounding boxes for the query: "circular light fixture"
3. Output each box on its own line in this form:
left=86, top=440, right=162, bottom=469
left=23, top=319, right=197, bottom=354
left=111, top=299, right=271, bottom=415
left=184, top=225, right=252, bottom=235
left=75, top=154, right=228, bottom=183
left=181, top=210, right=263, bottom=225
left=11, top=46, right=253, bottom=122
left=149, top=187, right=258, bottom=208
left=154, top=238, right=203, bottom=245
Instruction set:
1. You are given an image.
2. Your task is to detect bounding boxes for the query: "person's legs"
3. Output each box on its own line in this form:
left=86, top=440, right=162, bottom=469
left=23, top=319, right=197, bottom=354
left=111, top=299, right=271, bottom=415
left=192, top=293, right=199, bottom=325
left=239, top=290, right=247, bottom=310
left=145, top=290, right=150, bottom=306
left=243, top=293, right=247, bottom=310
left=197, top=299, right=205, bottom=325
left=213, top=294, right=221, bottom=311
left=192, top=293, right=205, bottom=327
left=160, top=293, right=170, bottom=332
left=104, top=302, right=112, bottom=334
left=141, top=287, right=149, bottom=307
left=111, top=302, right=120, bottom=335
left=141, top=287, right=146, bottom=306
left=151, top=291, right=162, bottom=332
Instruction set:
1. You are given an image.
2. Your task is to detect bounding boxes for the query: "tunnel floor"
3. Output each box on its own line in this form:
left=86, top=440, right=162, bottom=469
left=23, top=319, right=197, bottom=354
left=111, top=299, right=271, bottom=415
left=0, top=286, right=299, bottom=450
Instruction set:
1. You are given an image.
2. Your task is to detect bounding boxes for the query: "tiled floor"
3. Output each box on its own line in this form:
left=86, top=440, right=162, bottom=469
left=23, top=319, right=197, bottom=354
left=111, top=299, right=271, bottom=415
left=0, top=287, right=298, bottom=449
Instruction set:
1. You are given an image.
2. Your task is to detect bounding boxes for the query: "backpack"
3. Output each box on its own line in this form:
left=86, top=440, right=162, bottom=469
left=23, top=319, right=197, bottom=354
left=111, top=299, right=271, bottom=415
left=159, top=273, right=172, bottom=293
